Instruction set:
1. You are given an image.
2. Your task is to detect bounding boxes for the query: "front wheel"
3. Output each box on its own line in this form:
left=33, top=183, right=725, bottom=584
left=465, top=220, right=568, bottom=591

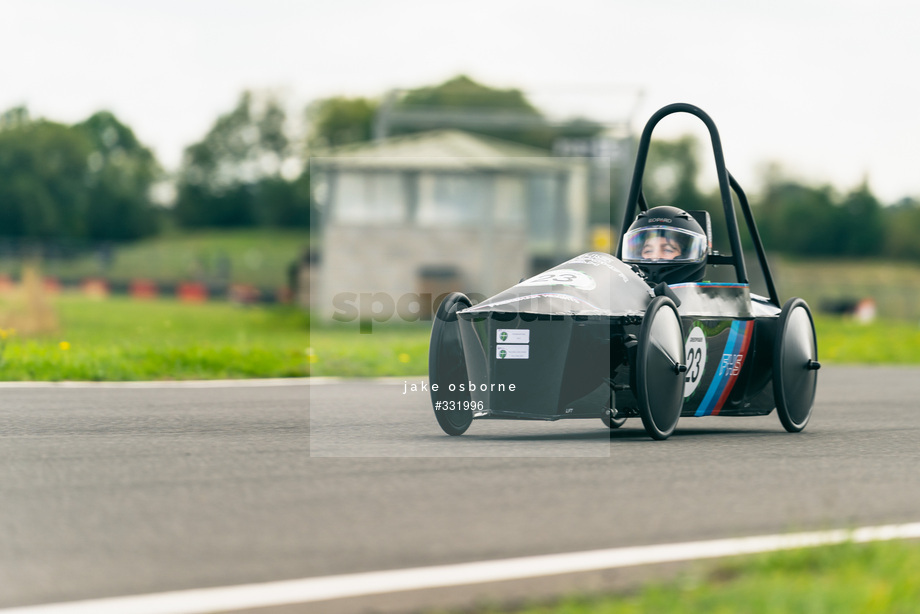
left=773, top=298, right=820, bottom=433
left=429, top=293, right=473, bottom=436
left=635, top=296, right=686, bottom=440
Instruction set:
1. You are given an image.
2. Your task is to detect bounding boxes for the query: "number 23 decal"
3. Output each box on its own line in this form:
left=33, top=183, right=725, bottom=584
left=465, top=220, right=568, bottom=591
left=518, top=269, right=597, bottom=291
left=683, top=325, right=707, bottom=397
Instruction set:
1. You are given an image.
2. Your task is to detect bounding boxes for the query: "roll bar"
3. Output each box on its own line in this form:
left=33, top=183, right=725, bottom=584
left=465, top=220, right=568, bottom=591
left=614, top=103, right=779, bottom=306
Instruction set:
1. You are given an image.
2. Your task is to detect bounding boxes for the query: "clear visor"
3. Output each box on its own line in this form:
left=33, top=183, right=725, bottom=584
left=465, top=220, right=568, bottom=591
left=622, top=226, right=708, bottom=263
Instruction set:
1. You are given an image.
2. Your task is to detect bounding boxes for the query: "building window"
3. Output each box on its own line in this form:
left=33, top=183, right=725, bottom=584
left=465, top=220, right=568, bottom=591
left=417, top=173, right=490, bottom=226
left=333, top=172, right=406, bottom=224
left=527, top=173, right=560, bottom=251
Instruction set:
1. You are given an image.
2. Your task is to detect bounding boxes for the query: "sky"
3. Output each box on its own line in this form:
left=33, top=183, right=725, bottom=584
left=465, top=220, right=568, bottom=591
left=2, top=0, right=919, bottom=202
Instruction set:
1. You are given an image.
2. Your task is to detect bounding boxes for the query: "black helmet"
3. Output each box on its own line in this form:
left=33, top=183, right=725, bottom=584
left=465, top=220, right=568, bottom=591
left=622, top=205, right=709, bottom=284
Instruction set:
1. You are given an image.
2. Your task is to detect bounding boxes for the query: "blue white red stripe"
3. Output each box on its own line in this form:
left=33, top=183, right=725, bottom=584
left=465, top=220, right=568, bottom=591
left=694, top=320, right=754, bottom=416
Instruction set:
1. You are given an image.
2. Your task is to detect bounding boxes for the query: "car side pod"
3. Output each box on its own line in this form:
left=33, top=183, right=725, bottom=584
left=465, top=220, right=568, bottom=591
left=635, top=296, right=687, bottom=440
left=429, top=292, right=474, bottom=436
left=773, top=297, right=820, bottom=433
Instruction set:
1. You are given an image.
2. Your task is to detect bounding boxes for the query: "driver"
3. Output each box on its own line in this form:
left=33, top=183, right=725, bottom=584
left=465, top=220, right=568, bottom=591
left=640, top=233, right=684, bottom=260
left=622, top=205, right=709, bottom=284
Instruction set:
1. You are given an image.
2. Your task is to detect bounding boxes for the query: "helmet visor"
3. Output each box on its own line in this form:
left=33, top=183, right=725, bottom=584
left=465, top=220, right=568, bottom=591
left=622, top=226, right=708, bottom=263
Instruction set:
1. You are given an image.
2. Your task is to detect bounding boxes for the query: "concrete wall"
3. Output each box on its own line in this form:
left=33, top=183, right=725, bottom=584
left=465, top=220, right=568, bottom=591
left=315, top=224, right=528, bottom=320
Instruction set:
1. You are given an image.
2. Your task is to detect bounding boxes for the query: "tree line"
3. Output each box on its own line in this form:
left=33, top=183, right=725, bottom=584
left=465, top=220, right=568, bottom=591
left=636, top=139, right=906, bottom=259
left=2, top=75, right=920, bottom=261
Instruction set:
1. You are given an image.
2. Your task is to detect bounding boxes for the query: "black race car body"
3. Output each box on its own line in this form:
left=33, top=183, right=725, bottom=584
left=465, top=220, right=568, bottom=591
left=429, top=104, right=819, bottom=440
left=454, top=254, right=778, bottom=420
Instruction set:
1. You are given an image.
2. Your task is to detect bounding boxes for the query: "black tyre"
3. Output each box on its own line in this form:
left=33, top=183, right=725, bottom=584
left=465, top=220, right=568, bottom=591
left=429, top=292, right=473, bottom=436
left=601, top=411, right=627, bottom=429
left=635, top=296, right=686, bottom=440
left=773, top=298, right=820, bottom=433
left=601, top=388, right=627, bottom=429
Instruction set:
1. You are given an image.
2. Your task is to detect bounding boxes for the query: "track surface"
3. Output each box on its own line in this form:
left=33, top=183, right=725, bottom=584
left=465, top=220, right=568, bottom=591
left=1, top=366, right=919, bottom=609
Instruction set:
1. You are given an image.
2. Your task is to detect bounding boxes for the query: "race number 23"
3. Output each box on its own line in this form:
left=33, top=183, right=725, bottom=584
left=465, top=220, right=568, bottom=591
left=517, top=269, right=597, bottom=291
left=684, top=325, right=707, bottom=397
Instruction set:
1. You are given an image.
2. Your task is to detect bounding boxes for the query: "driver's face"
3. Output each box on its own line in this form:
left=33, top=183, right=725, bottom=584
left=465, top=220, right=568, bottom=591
left=641, top=237, right=682, bottom=260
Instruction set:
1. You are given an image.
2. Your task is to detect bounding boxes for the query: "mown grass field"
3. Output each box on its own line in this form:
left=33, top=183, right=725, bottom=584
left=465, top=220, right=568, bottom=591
left=2, top=229, right=310, bottom=289
left=0, top=291, right=917, bottom=381
left=816, top=316, right=920, bottom=363
left=307, top=312, right=920, bottom=377
left=0, top=295, right=311, bottom=380
left=0, top=293, right=430, bottom=380
left=481, top=540, right=920, bottom=614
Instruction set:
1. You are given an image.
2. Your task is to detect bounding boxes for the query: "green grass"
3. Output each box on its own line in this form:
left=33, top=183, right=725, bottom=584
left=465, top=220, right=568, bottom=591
left=0, top=295, right=311, bottom=381
left=1, top=294, right=918, bottom=382
left=478, top=540, right=920, bottom=614
left=6, top=229, right=309, bottom=289
left=307, top=314, right=920, bottom=380
left=817, top=316, right=920, bottom=363
left=307, top=319, right=431, bottom=377
left=0, top=294, right=432, bottom=381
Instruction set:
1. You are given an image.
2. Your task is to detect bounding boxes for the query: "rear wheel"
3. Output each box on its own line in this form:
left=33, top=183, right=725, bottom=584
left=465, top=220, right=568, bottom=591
left=773, top=298, right=820, bottom=433
left=635, top=296, right=686, bottom=440
left=429, top=293, right=473, bottom=436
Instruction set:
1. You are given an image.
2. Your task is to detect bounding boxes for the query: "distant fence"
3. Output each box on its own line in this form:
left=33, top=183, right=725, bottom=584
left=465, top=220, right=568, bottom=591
left=0, top=272, right=292, bottom=305
left=0, top=237, right=302, bottom=305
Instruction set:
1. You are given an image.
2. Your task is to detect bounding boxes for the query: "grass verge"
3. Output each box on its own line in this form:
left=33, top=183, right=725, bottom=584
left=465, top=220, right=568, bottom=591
left=816, top=316, right=920, bottom=363
left=0, top=295, right=311, bottom=381
left=306, top=314, right=920, bottom=379
left=477, top=540, right=920, bottom=614
left=0, top=294, right=917, bottom=381
left=307, top=320, right=430, bottom=378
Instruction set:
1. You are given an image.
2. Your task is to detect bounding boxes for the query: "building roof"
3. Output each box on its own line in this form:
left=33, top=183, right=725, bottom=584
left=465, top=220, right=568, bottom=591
left=311, top=129, right=581, bottom=172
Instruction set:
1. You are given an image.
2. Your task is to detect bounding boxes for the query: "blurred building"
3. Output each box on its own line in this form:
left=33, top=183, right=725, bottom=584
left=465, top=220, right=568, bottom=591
left=310, top=130, right=589, bottom=318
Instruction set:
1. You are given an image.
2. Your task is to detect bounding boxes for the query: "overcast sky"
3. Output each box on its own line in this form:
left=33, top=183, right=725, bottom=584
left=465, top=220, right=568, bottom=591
left=2, top=0, right=918, bottom=202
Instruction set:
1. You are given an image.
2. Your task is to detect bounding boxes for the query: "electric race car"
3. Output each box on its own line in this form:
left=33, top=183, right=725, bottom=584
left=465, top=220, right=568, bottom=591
left=428, top=103, right=820, bottom=440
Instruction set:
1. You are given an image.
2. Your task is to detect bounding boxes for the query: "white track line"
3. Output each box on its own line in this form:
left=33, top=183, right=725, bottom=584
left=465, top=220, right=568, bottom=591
left=3, top=522, right=920, bottom=614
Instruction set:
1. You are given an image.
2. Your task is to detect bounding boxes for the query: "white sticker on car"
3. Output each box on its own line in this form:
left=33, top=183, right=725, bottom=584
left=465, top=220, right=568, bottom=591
left=496, top=345, right=529, bottom=359
left=517, top=269, right=597, bottom=291
left=497, top=329, right=530, bottom=344
left=684, top=325, right=707, bottom=397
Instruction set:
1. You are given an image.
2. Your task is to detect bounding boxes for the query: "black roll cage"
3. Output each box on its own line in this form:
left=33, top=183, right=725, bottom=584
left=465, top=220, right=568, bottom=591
left=614, top=103, right=780, bottom=307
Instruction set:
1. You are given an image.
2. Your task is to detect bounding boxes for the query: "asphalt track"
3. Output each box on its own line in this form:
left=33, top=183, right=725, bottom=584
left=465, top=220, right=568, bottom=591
left=1, top=366, right=919, bottom=612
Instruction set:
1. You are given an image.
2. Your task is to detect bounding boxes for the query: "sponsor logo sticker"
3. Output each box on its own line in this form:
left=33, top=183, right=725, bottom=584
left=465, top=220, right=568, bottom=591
left=497, top=344, right=529, bottom=359
left=497, top=329, right=529, bottom=344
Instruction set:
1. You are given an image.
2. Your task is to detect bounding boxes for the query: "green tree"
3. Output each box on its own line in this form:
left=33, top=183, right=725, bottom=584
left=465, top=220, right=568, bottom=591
left=176, top=91, right=302, bottom=228
left=308, top=97, right=378, bottom=148
left=398, top=74, right=539, bottom=113
left=756, top=180, right=843, bottom=256
left=308, top=75, right=608, bottom=152
left=839, top=182, right=883, bottom=256
left=390, top=75, right=558, bottom=149
left=75, top=111, right=161, bottom=240
left=0, top=108, right=159, bottom=241
left=0, top=118, right=87, bottom=238
left=883, top=198, right=920, bottom=260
